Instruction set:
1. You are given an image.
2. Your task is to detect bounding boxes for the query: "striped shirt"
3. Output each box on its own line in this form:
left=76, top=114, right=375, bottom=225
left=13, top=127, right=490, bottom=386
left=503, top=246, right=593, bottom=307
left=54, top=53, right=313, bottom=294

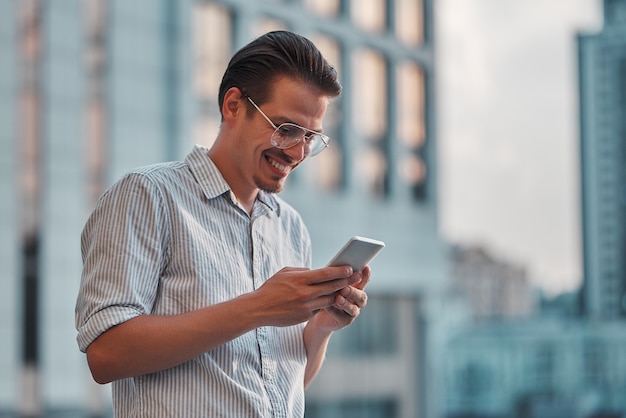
left=75, top=145, right=312, bottom=417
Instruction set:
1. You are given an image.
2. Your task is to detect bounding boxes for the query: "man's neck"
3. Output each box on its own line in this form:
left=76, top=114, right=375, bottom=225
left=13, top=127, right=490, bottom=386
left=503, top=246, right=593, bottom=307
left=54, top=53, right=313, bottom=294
left=206, top=148, right=257, bottom=215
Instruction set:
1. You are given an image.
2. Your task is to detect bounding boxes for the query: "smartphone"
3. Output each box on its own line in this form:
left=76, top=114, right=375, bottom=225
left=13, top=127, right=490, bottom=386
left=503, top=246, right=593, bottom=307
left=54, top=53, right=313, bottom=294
left=327, top=236, right=385, bottom=271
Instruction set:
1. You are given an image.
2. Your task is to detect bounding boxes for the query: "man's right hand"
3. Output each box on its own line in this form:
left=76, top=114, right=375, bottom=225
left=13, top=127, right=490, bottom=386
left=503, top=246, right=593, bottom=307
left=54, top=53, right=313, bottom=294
left=250, top=265, right=359, bottom=327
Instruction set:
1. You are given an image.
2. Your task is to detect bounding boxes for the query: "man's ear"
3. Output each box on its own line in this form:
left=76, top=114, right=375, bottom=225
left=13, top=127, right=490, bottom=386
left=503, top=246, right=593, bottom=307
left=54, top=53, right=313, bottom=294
left=222, top=87, right=245, bottom=123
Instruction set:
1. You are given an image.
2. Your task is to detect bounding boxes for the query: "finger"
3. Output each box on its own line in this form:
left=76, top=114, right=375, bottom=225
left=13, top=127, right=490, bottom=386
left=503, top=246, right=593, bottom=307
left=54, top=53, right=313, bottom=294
left=340, top=286, right=368, bottom=308
left=310, top=294, right=341, bottom=313
left=335, top=295, right=360, bottom=318
left=346, top=306, right=360, bottom=318
left=314, top=277, right=362, bottom=299
left=305, top=266, right=354, bottom=285
left=278, top=266, right=311, bottom=274
left=325, top=304, right=357, bottom=321
left=352, top=267, right=371, bottom=291
left=307, top=268, right=361, bottom=297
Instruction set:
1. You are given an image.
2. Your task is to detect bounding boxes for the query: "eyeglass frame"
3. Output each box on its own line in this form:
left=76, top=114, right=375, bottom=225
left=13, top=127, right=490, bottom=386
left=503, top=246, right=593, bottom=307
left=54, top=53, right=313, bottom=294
left=244, top=95, right=330, bottom=157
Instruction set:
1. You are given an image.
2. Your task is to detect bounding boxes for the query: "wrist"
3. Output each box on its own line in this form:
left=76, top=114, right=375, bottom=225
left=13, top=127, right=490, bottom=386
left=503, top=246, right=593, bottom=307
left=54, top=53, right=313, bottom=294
left=305, top=313, right=334, bottom=339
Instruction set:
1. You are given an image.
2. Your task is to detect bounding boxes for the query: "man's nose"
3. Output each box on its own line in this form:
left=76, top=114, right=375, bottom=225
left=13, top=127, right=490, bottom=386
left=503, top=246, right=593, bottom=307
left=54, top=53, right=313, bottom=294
left=282, top=140, right=307, bottom=162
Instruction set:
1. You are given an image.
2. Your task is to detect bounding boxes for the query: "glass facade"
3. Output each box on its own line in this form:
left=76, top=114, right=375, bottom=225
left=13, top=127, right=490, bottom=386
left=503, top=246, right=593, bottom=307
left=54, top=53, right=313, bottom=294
left=579, top=0, right=626, bottom=320
left=306, top=398, right=398, bottom=418
left=445, top=322, right=626, bottom=415
left=192, top=2, right=231, bottom=149
left=0, top=0, right=19, bottom=411
left=0, top=0, right=439, bottom=416
left=41, top=0, right=87, bottom=404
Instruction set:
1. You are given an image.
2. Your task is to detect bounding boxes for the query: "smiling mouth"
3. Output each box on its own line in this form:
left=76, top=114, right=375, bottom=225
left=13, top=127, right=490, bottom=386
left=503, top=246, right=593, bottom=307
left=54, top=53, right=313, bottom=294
left=267, top=155, right=290, bottom=173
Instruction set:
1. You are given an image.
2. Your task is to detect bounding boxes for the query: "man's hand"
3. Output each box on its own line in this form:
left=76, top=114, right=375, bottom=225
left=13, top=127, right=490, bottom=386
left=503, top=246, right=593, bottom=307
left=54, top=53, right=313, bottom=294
left=308, top=266, right=370, bottom=333
left=252, top=265, right=362, bottom=327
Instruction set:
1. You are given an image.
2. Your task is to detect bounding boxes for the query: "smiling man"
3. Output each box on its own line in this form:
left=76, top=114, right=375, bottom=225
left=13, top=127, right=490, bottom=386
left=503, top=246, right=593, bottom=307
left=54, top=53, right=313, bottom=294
left=210, top=75, right=328, bottom=209
left=75, top=31, right=371, bottom=417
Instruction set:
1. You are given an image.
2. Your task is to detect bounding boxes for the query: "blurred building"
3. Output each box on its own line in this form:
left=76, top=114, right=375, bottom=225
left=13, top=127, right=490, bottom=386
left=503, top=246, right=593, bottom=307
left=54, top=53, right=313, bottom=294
left=0, top=0, right=447, bottom=417
left=440, top=2, right=626, bottom=416
left=442, top=246, right=626, bottom=418
left=578, top=0, right=626, bottom=320
left=449, top=245, right=534, bottom=321
left=2, top=1, right=197, bottom=415
left=445, top=320, right=626, bottom=417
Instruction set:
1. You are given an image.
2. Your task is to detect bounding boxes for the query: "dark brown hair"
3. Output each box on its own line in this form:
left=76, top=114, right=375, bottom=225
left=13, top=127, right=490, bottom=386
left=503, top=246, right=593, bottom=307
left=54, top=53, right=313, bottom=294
left=218, top=31, right=342, bottom=117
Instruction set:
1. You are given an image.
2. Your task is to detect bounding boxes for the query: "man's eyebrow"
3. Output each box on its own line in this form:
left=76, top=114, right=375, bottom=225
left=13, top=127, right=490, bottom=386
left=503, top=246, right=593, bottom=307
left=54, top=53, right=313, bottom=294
left=272, top=114, right=324, bottom=134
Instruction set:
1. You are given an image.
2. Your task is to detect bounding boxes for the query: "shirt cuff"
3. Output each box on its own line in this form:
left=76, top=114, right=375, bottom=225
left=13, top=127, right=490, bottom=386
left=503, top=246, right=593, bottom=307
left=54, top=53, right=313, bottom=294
left=76, top=305, right=143, bottom=352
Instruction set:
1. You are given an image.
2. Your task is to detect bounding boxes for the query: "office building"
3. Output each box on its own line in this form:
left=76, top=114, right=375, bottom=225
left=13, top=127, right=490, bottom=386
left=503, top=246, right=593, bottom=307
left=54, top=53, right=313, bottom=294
left=578, top=0, right=626, bottom=320
left=449, top=245, right=534, bottom=321
left=445, top=320, right=626, bottom=417
left=0, top=1, right=445, bottom=416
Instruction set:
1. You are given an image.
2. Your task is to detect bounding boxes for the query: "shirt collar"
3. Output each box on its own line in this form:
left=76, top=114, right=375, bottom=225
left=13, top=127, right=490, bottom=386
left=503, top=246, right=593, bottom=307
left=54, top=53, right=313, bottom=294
left=185, top=145, right=280, bottom=214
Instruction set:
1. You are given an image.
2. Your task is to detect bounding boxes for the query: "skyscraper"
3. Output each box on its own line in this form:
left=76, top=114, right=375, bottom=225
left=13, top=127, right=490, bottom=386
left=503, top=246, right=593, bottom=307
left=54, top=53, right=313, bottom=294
left=578, top=0, right=626, bottom=320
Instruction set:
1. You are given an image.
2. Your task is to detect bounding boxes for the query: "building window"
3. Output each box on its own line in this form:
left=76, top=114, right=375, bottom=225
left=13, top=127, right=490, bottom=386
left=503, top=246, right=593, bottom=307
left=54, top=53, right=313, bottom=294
left=456, top=362, right=492, bottom=400
left=397, top=61, right=427, bottom=200
left=397, top=62, right=425, bottom=148
left=352, top=48, right=388, bottom=197
left=352, top=48, right=387, bottom=140
left=304, top=0, right=340, bottom=18
left=192, top=3, right=232, bottom=148
left=395, top=0, right=424, bottom=45
left=251, top=17, right=289, bottom=37
left=583, top=341, right=607, bottom=388
left=308, top=33, right=344, bottom=192
left=532, top=344, right=555, bottom=390
left=19, top=0, right=42, bottom=240
left=350, top=0, right=387, bottom=33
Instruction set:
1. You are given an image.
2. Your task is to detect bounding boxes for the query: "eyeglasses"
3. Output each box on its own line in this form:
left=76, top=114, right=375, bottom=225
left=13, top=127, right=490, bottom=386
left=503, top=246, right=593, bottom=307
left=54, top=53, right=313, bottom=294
left=245, top=96, right=330, bottom=157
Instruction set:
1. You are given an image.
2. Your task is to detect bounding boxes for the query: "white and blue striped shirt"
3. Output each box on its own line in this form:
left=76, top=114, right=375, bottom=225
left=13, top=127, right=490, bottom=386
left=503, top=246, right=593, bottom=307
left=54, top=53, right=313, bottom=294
left=76, top=145, right=312, bottom=417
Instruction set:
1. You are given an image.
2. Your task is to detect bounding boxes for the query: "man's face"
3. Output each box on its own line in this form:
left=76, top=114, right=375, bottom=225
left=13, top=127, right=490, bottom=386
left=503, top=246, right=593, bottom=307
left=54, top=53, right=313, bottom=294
left=239, top=77, right=329, bottom=194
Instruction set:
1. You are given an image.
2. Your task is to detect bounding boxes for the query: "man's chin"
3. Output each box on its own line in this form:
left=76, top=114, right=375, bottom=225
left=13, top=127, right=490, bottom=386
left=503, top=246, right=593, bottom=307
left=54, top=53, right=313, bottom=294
left=254, top=176, right=284, bottom=194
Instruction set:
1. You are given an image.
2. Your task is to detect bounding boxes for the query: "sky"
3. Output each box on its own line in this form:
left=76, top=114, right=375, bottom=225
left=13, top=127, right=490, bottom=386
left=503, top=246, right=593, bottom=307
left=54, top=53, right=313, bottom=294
left=434, top=0, right=604, bottom=296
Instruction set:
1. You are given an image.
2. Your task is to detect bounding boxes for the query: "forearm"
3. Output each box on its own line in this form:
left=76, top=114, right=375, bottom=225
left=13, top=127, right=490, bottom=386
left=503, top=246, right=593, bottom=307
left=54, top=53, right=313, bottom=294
left=303, top=319, right=333, bottom=387
left=86, top=293, right=261, bottom=384
left=85, top=266, right=358, bottom=384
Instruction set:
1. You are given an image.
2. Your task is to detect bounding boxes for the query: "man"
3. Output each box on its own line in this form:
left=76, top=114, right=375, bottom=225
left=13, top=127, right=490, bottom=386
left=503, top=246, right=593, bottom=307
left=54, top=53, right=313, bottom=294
left=75, top=31, right=370, bottom=417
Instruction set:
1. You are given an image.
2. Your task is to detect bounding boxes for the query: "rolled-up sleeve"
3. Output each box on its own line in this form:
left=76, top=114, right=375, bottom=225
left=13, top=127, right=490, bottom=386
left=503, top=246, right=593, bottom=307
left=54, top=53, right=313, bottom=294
left=75, top=172, right=170, bottom=352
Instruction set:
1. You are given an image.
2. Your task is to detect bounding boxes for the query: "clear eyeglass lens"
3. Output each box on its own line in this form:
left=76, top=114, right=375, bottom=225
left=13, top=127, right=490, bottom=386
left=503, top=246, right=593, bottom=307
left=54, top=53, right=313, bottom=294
left=271, top=123, right=328, bottom=156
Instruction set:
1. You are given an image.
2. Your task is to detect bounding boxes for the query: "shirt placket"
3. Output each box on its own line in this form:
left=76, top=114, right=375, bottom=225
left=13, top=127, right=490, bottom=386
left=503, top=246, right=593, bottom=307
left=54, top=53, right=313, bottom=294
left=250, top=211, right=288, bottom=418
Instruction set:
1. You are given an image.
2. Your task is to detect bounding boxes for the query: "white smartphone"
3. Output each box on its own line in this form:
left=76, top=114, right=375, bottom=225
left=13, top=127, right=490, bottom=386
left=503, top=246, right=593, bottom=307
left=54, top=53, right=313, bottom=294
left=327, top=236, right=385, bottom=271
